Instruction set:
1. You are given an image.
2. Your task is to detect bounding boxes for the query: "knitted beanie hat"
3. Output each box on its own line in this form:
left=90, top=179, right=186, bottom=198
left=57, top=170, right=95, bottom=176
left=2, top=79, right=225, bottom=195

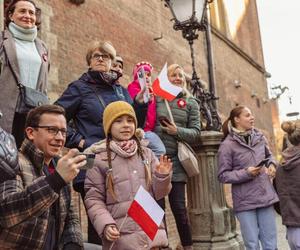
left=133, top=61, right=153, bottom=80
left=103, top=101, right=137, bottom=136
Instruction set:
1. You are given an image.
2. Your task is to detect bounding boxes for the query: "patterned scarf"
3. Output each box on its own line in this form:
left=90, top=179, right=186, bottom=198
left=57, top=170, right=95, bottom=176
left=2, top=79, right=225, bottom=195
left=110, top=139, right=137, bottom=157
left=228, top=121, right=252, bottom=145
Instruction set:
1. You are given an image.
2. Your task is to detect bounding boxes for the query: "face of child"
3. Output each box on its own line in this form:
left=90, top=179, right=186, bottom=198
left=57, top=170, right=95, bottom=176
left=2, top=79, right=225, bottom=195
left=110, top=115, right=135, bottom=141
left=145, top=71, right=152, bottom=85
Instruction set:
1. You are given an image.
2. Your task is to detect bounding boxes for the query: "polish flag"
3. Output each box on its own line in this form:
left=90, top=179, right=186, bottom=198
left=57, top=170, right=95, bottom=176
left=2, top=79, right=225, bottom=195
left=152, top=63, right=182, bottom=101
left=127, top=186, right=164, bottom=240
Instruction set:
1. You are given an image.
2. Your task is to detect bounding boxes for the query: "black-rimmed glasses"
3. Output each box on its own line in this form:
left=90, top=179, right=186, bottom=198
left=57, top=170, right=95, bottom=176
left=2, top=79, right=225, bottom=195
left=33, top=126, right=67, bottom=137
left=92, top=53, right=110, bottom=61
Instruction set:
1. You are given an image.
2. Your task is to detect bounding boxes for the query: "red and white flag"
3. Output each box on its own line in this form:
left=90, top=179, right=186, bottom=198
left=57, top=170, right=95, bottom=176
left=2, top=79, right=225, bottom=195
left=127, top=186, right=164, bottom=240
left=152, top=63, right=182, bottom=101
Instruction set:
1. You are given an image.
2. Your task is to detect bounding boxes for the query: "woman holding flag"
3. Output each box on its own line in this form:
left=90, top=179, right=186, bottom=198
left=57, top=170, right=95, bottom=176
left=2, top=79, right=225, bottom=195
left=154, top=64, right=201, bottom=250
left=84, top=101, right=172, bottom=250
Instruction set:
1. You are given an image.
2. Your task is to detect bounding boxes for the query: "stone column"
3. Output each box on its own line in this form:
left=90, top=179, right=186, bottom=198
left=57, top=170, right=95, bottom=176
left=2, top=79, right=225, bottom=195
left=188, top=131, right=244, bottom=249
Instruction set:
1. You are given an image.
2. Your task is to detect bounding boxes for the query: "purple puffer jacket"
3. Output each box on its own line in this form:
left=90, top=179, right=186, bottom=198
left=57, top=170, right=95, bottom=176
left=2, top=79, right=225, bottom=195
left=217, top=128, right=278, bottom=212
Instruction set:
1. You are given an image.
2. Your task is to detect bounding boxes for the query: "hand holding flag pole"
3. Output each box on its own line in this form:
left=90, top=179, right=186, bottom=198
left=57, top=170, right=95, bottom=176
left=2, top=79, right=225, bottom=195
left=108, top=185, right=165, bottom=249
left=108, top=213, right=128, bottom=250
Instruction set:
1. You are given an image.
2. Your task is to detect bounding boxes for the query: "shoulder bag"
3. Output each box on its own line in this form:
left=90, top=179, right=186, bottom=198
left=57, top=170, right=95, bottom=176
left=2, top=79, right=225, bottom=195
left=164, top=99, right=200, bottom=177
left=16, top=84, right=49, bottom=114
left=4, top=31, right=50, bottom=114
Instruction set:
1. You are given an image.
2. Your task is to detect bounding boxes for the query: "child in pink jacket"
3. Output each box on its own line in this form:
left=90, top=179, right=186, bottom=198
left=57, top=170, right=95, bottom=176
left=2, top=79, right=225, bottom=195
left=84, top=101, right=172, bottom=250
left=128, top=62, right=166, bottom=159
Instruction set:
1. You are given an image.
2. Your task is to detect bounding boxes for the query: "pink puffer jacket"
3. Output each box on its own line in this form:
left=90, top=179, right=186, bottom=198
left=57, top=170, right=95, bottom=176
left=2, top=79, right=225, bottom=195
left=84, top=140, right=172, bottom=250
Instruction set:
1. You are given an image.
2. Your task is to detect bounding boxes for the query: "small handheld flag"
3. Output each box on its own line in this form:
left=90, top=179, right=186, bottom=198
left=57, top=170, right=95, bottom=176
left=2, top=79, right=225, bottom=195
left=127, top=186, right=164, bottom=240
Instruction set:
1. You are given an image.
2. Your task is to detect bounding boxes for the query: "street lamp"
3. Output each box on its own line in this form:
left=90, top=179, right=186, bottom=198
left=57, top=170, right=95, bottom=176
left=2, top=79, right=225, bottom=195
left=164, top=0, right=221, bottom=131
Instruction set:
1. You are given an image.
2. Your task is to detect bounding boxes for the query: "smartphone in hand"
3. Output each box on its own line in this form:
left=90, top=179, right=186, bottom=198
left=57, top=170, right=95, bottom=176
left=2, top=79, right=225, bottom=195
left=256, top=158, right=268, bottom=168
left=158, top=116, right=172, bottom=126
left=78, top=153, right=95, bottom=170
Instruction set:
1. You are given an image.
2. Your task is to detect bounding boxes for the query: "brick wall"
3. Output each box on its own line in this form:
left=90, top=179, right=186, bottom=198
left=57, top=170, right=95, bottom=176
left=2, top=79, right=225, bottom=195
left=31, top=0, right=278, bottom=247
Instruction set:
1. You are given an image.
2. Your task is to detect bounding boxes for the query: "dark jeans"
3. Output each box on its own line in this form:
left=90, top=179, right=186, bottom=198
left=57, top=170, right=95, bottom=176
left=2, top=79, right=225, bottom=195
left=75, top=182, right=102, bottom=245
left=158, top=182, right=192, bottom=247
left=12, top=112, right=26, bottom=149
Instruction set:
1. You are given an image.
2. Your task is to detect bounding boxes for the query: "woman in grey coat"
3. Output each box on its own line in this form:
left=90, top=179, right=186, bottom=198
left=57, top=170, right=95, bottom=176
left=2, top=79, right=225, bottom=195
left=218, top=105, right=278, bottom=250
left=154, top=64, right=201, bottom=250
left=0, top=0, right=49, bottom=147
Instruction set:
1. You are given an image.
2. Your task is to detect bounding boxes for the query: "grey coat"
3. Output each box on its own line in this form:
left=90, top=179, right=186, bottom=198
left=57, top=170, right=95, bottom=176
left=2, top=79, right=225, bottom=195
left=217, top=129, right=278, bottom=212
left=154, top=94, right=201, bottom=182
left=0, top=29, right=49, bottom=133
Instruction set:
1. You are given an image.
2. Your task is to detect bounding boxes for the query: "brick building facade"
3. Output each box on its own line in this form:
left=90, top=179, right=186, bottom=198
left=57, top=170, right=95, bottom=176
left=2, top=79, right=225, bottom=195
left=1, top=0, right=280, bottom=248
left=20, top=0, right=277, bottom=145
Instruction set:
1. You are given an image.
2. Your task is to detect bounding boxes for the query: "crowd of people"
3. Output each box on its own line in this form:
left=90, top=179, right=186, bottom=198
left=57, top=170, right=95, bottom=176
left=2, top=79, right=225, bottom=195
left=0, top=1, right=299, bottom=250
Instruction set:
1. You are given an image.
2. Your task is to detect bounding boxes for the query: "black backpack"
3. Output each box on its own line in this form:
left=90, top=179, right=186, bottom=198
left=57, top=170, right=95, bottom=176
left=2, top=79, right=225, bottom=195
left=0, top=112, right=19, bottom=183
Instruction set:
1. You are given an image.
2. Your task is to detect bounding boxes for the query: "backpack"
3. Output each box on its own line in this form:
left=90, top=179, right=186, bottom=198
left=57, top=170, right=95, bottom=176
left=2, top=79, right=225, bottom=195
left=0, top=122, right=19, bottom=183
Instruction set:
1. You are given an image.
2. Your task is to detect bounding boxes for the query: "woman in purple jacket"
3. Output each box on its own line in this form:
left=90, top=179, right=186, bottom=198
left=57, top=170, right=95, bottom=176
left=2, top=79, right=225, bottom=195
left=217, top=106, right=278, bottom=250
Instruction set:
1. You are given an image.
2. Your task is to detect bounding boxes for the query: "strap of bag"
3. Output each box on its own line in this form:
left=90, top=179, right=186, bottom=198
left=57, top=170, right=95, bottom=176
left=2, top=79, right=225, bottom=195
left=89, top=85, right=106, bottom=109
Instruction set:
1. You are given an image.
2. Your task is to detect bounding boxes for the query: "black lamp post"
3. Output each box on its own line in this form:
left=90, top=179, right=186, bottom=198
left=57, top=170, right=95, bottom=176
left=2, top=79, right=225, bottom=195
left=164, top=0, right=221, bottom=131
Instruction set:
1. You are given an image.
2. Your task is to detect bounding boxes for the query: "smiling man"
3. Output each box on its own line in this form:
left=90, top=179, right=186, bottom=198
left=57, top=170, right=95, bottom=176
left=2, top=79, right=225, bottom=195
left=0, top=105, right=86, bottom=250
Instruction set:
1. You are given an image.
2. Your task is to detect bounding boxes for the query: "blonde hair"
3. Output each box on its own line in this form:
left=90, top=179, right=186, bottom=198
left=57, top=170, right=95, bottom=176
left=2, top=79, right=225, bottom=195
left=86, top=41, right=116, bottom=66
left=105, top=136, right=152, bottom=201
left=167, top=64, right=191, bottom=97
left=281, top=120, right=300, bottom=146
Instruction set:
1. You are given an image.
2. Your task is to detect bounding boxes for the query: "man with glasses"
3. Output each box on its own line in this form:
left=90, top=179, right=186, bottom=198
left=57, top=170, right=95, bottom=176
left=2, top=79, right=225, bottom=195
left=0, top=105, right=86, bottom=250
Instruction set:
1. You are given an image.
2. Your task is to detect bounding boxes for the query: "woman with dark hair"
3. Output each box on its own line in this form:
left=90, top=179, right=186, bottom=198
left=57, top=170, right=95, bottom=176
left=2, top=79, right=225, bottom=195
left=276, top=120, right=300, bottom=249
left=0, top=0, right=49, bottom=147
left=218, top=106, right=278, bottom=249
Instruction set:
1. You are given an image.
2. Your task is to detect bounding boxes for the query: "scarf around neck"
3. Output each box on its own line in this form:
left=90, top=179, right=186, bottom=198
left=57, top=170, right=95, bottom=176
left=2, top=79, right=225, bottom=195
left=88, top=70, right=118, bottom=86
left=110, top=139, right=138, bottom=158
left=9, top=22, right=37, bottom=42
left=228, top=121, right=252, bottom=144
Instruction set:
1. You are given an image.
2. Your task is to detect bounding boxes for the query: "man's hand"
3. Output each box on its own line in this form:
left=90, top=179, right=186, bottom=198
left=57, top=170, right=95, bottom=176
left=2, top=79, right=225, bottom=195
left=56, top=148, right=86, bottom=183
left=104, top=224, right=120, bottom=242
left=155, top=155, right=172, bottom=174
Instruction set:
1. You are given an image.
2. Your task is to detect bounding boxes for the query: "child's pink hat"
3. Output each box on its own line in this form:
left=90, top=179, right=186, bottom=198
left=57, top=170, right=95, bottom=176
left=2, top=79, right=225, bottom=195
left=133, top=61, right=153, bottom=80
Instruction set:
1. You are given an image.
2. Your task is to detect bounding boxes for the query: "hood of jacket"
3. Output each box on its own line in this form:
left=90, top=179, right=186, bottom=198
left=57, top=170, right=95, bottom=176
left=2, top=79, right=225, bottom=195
left=281, top=144, right=300, bottom=170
